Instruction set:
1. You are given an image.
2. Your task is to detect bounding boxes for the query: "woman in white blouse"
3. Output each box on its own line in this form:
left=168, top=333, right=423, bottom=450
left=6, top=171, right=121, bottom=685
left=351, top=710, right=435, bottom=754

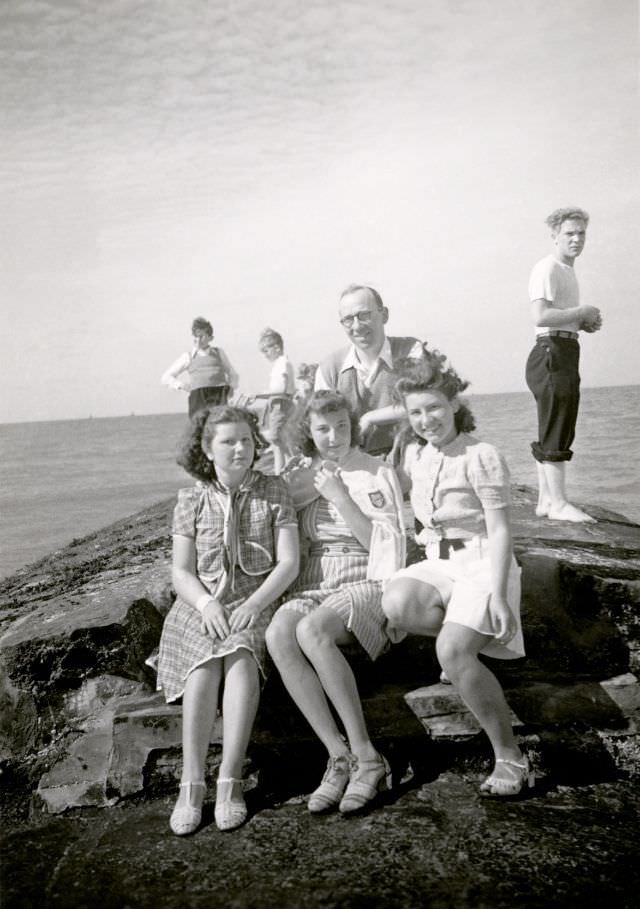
left=382, top=352, right=531, bottom=799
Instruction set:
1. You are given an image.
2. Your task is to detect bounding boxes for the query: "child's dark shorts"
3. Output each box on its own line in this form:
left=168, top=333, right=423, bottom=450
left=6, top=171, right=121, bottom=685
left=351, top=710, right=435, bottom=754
left=525, top=335, right=580, bottom=462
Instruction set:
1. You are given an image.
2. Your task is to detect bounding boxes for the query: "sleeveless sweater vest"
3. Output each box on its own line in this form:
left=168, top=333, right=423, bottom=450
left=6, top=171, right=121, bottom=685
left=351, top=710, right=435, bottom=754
left=188, top=348, right=228, bottom=390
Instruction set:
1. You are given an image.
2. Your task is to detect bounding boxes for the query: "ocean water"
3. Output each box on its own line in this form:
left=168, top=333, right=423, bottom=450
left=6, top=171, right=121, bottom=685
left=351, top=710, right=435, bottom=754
left=1, top=386, right=638, bottom=580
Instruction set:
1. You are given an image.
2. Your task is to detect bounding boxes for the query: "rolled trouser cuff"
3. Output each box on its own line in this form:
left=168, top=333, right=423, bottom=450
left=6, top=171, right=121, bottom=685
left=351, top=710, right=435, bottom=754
left=531, top=442, right=573, bottom=463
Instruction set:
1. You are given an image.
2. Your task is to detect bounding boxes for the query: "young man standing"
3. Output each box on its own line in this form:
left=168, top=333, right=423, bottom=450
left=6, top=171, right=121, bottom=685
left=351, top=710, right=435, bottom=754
left=525, top=208, right=602, bottom=522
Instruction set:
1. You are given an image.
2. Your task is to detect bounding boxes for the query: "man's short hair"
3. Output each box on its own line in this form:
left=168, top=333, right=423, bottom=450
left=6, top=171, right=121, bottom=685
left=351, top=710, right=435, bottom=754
left=545, top=208, right=590, bottom=233
left=339, top=284, right=384, bottom=311
left=191, top=317, right=213, bottom=336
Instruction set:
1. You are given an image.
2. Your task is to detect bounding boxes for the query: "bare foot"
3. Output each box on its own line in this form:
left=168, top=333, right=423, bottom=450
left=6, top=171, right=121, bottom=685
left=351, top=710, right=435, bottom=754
left=547, top=502, right=596, bottom=523
left=535, top=500, right=550, bottom=517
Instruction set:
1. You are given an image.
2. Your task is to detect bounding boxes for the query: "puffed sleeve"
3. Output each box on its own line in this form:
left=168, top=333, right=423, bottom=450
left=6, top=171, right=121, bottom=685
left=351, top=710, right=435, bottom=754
left=467, top=443, right=511, bottom=510
left=266, top=476, right=298, bottom=527
left=171, top=486, right=203, bottom=537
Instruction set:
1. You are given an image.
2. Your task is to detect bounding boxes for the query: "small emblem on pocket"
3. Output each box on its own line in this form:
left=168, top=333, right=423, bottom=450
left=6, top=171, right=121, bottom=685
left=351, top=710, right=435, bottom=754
left=368, top=490, right=385, bottom=509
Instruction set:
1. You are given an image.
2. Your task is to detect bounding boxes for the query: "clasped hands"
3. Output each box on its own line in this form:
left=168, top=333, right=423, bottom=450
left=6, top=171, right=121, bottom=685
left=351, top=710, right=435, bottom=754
left=580, top=305, right=603, bottom=333
left=200, top=597, right=262, bottom=639
left=313, top=461, right=350, bottom=506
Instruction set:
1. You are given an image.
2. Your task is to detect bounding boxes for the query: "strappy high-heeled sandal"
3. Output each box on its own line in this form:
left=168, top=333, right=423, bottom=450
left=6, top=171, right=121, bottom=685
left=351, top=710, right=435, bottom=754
left=169, top=781, right=206, bottom=835
left=480, top=755, right=535, bottom=798
left=308, top=753, right=352, bottom=813
left=339, top=753, right=392, bottom=815
left=215, top=777, right=247, bottom=831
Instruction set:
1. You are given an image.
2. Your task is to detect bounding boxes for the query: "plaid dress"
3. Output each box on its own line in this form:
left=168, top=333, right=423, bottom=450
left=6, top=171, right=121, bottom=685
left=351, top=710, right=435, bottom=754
left=157, top=471, right=297, bottom=702
left=278, top=450, right=405, bottom=661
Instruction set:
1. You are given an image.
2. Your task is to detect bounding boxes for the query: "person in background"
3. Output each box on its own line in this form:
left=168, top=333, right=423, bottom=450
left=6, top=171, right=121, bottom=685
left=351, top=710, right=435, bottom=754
left=525, top=208, right=602, bottom=522
left=259, top=327, right=296, bottom=398
left=255, top=327, right=297, bottom=474
left=382, top=354, right=531, bottom=798
left=156, top=405, right=299, bottom=835
left=294, top=362, right=318, bottom=406
left=266, top=391, right=405, bottom=816
left=315, top=284, right=426, bottom=456
left=161, top=317, right=239, bottom=419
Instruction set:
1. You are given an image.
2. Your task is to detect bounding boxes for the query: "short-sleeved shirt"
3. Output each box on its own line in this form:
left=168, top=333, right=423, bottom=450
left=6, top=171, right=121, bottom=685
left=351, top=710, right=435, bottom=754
left=268, top=354, right=296, bottom=395
left=528, top=254, right=580, bottom=335
left=172, top=470, right=297, bottom=595
left=403, top=433, right=511, bottom=543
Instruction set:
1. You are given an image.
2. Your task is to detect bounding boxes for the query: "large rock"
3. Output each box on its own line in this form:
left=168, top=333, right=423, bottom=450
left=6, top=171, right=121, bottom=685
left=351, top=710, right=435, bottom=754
left=34, top=675, right=147, bottom=813
left=0, top=487, right=639, bottom=812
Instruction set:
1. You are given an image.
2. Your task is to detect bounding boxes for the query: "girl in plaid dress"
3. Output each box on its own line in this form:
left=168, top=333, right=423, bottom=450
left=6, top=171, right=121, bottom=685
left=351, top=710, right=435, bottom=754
left=157, top=406, right=299, bottom=835
left=382, top=354, right=531, bottom=798
left=266, top=391, right=405, bottom=815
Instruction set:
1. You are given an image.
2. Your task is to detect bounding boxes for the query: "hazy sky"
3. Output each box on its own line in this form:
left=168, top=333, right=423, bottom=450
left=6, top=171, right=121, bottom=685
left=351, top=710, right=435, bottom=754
left=1, top=0, right=638, bottom=423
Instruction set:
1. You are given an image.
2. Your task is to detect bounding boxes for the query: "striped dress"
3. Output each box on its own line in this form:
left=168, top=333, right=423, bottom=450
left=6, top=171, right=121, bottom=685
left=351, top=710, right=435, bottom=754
left=277, top=449, right=405, bottom=660
left=156, top=471, right=297, bottom=702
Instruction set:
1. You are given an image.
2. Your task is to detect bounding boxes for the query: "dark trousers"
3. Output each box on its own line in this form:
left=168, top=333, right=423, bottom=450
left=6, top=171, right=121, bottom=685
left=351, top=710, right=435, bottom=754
left=525, top=337, right=580, bottom=462
left=188, top=385, right=230, bottom=419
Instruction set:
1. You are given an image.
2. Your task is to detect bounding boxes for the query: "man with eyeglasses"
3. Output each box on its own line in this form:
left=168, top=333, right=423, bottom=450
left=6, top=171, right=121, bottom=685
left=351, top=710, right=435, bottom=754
left=314, top=284, right=425, bottom=456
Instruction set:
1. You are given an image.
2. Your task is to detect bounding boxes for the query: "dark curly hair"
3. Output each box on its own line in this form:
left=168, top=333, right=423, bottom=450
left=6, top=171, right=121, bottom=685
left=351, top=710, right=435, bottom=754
left=176, top=405, right=267, bottom=482
left=393, top=347, right=476, bottom=438
left=191, top=317, right=213, bottom=336
left=289, top=390, right=361, bottom=457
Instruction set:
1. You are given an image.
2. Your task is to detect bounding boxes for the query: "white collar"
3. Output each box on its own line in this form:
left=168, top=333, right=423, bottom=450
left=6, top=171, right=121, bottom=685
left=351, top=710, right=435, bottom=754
left=192, top=343, right=215, bottom=356
left=339, top=336, right=392, bottom=373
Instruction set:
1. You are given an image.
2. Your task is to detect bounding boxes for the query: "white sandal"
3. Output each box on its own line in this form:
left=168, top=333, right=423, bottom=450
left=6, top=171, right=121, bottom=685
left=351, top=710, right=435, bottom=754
left=339, top=753, right=392, bottom=815
left=169, top=781, right=206, bottom=835
left=480, top=756, right=534, bottom=798
left=215, top=777, right=247, bottom=831
left=308, top=753, right=352, bottom=813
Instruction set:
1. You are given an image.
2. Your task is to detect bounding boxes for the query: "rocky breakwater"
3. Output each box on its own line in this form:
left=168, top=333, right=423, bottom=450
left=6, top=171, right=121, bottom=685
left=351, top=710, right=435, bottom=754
left=1, top=487, right=639, bottom=816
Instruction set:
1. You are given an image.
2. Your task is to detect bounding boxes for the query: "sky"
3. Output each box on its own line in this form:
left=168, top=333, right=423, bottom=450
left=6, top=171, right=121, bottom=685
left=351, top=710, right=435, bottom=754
left=1, top=0, right=638, bottom=423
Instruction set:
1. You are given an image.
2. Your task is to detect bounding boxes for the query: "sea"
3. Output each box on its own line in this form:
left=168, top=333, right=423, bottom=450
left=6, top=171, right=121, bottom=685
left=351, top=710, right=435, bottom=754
left=1, top=385, right=638, bottom=580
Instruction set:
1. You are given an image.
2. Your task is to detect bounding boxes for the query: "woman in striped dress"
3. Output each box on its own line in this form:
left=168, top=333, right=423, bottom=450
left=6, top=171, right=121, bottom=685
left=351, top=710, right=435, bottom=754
left=157, top=405, right=299, bottom=835
left=266, top=391, right=405, bottom=815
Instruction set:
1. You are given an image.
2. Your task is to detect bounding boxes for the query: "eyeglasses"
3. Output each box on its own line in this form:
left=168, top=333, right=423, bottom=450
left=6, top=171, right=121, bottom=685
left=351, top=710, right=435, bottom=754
left=339, top=311, right=375, bottom=329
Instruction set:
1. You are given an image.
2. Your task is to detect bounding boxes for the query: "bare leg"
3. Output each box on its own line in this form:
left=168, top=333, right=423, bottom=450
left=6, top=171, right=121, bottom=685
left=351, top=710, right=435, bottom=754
left=382, top=577, right=449, bottom=636
left=542, top=461, right=596, bottom=522
left=534, top=462, right=551, bottom=516
left=219, top=649, right=260, bottom=779
left=176, top=658, right=223, bottom=810
left=436, top=623, right=522, bottom=780
left=295, top=608, right=377, bottom=761
left=266, top=610, right=348, bottom=758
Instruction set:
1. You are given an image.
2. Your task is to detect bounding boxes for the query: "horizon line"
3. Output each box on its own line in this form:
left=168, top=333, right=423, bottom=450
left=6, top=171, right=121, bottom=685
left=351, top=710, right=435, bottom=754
left=1, top=382, right=637, bottom=427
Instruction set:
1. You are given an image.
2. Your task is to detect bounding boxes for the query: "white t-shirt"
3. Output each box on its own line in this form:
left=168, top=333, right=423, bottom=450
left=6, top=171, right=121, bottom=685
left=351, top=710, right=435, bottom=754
left=269, top=354, right=295, bottom=395
left=528, top=254, right=580, bottom=335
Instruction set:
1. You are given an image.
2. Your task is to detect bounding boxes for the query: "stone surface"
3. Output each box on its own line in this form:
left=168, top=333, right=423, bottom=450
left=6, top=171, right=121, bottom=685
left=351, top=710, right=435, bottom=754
left=34, top=675, right=147, bottom=812
left=108, top=693, right=223, bottom=798
left=0, top=656, right=37, bottom=762
left=1, top=486, right=639, bottom=813
left=3, top=777, right=640, bottom=909
left=405, top=683, right=523, bottom=738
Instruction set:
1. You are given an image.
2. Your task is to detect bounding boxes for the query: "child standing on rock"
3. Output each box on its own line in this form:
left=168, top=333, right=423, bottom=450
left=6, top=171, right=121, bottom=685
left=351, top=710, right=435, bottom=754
left=382, top=352, right=532, bottom=798
left=156, top=405, right=299, bottom=834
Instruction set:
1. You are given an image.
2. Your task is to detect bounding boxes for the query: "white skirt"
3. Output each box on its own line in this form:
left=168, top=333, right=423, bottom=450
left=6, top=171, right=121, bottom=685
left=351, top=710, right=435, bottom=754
left=391, top=536, right=524, bottom=660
